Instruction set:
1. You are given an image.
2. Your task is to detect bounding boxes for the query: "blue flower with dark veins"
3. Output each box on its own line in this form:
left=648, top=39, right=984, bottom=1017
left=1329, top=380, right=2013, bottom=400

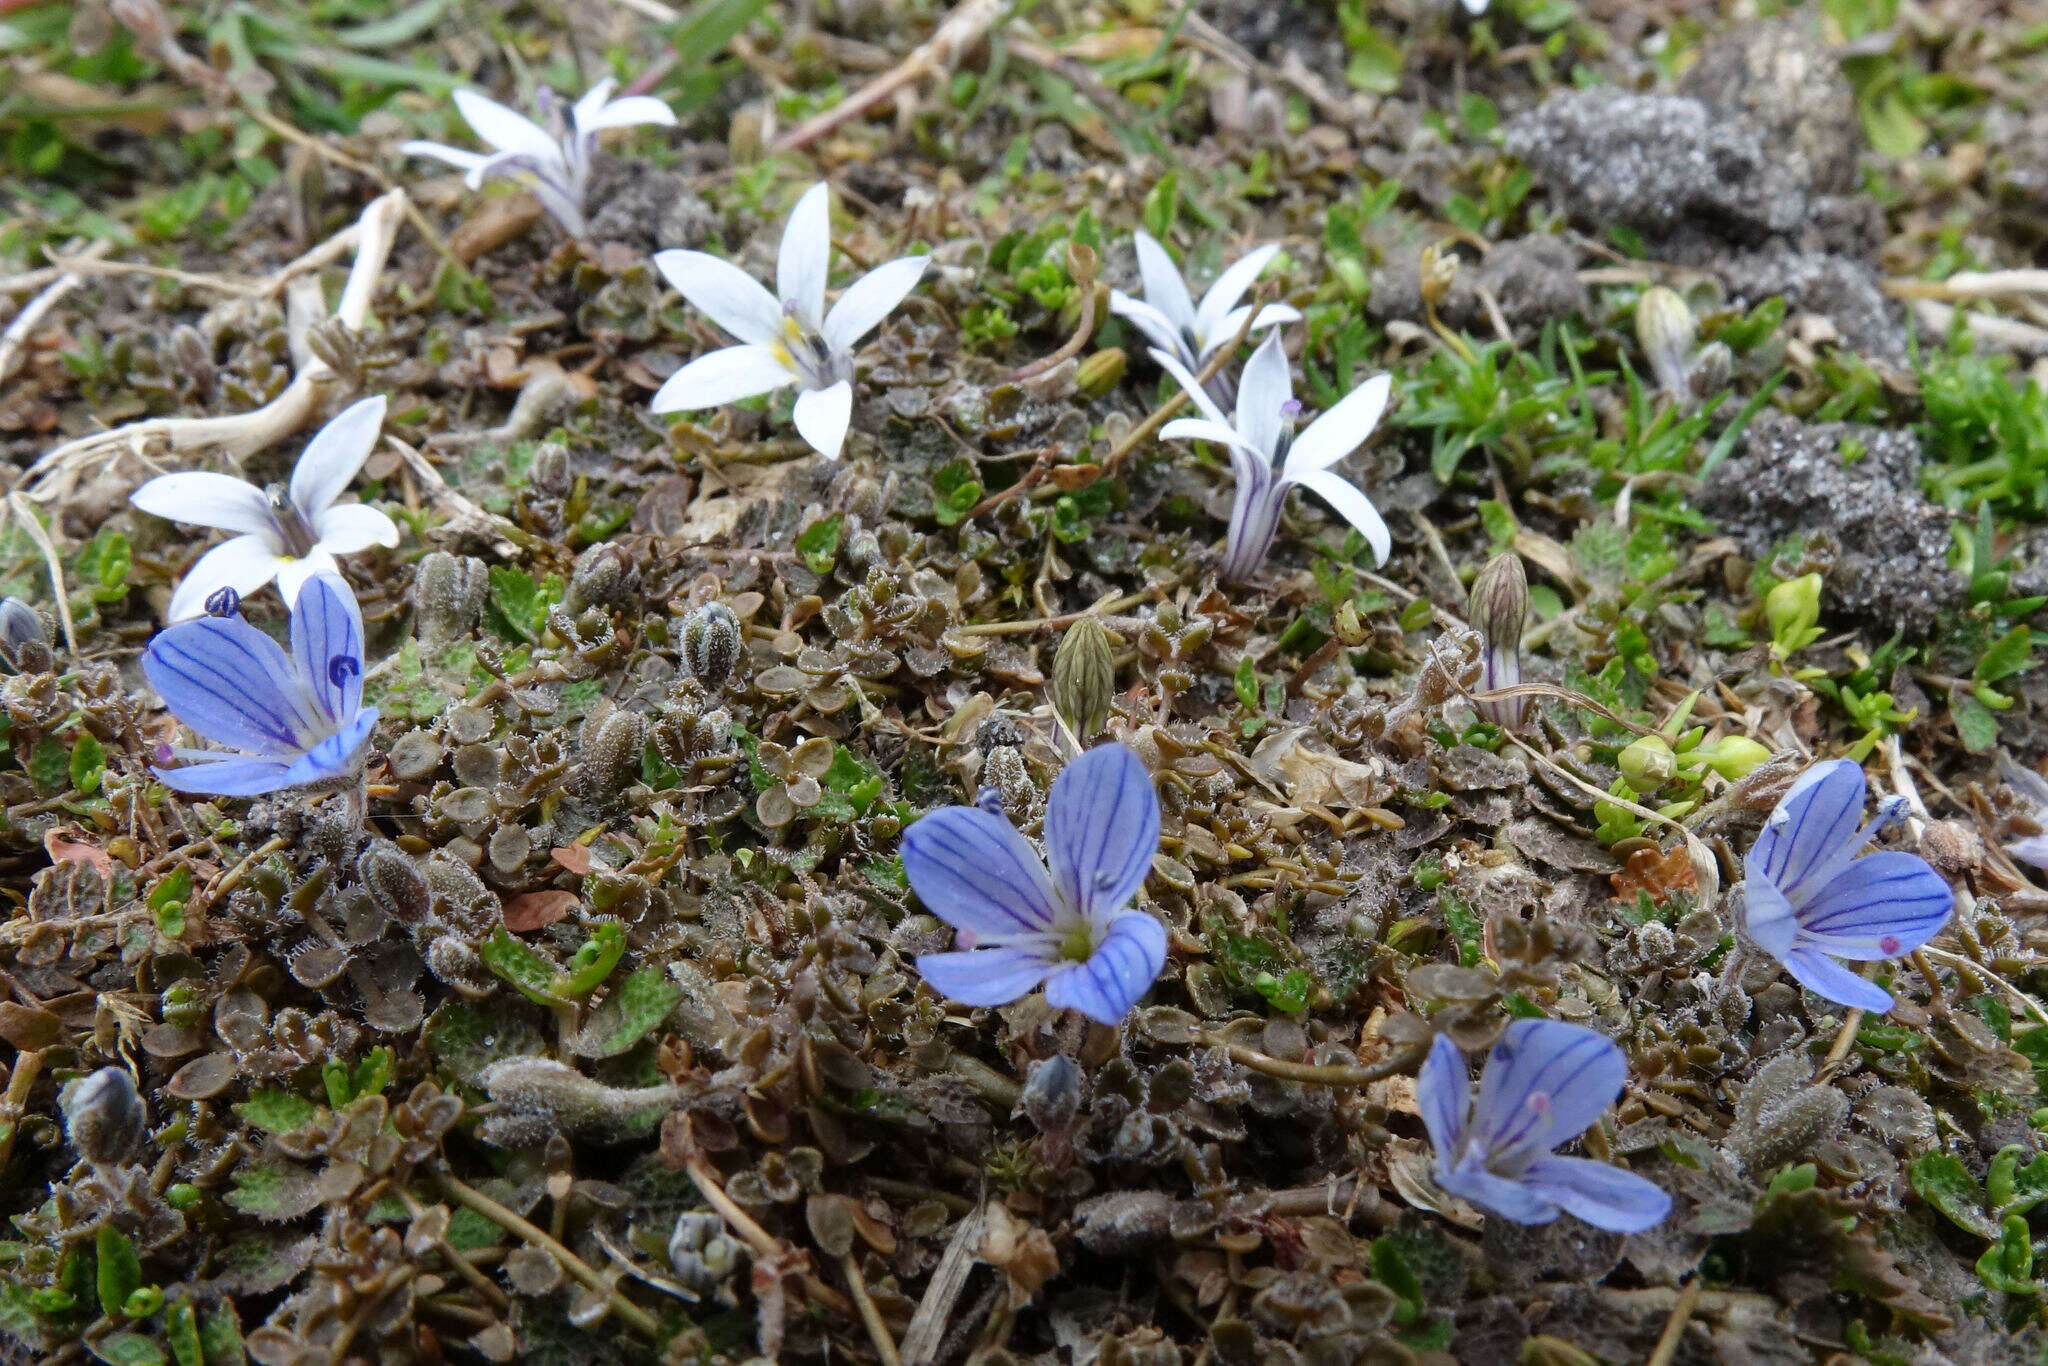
left=1421, top=1019, right=1670, bottom=1233
left=903, top=742, right=1165, bottom=1026
left=1740, top=758, right=1954, bottom=1012
left=141, top=571, right=378, bottom=797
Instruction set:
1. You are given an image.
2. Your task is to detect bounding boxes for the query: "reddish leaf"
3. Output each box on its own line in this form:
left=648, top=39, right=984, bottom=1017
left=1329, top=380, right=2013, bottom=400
left=501, top=889, right=578, bottom=932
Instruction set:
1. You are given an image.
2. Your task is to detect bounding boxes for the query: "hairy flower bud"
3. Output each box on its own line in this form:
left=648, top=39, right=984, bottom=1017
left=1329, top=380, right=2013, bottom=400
left=1467, top=555, right=1526, bottom=728
left=1635, top=286, right=1697, bottom=400
left=1053, top=616, right=1116, bottom=740
left=63, top=1067, right=146, bottom=1167
left=565, top=541, right=638, bottom=614
left=681, top=603, right=742, bottom=693
left=1618, top=734, right=1676, bottom=794
left=571, top=704, right=646, bottom=804
left=1689, top=340, right=1732, bottom=398
left=1418, top=241, right=1459, bottom=310
left=669, top=1210, right=746, bottom=1294
left=0, top=597, right=52, bottom=674
left=411, top=551, right=489, bottom=644
left=358, top=839, right=431, bottom=926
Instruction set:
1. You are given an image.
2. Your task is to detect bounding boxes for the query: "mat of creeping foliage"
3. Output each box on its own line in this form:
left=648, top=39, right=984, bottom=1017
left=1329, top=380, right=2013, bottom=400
left=7, top=0, right=2048, bottom=1362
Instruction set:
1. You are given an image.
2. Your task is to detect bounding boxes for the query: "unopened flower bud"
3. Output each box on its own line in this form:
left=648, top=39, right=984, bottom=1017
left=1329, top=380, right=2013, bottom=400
left=1076, top=347, right=1127, bottom=399
left=167, top=324, right=216, bottom=401
left=1688, top=340, right=1732, bottom=398
left=571, top=704, right=646, bottom=804
left=1635, top=286, right=1697, bottom=399
left=411, top=551, right=489, bottom=644
left=669, top=1210, right=746, bottom=1294
left=531, top=442, right=571, bottom=498
left=1053, top=616, right=1116, bottom=740
left=565, top=541, right=637, bottom=614
left=63, top=1067, right=146, bottom=1167
left=681, top=603, right=742, bottom=693
left=1018, top=1054, right=1083, bottom=1133
left=1766, top=573, right=1824, bottom=659
left=1419, top=241, right=1459, bottom=310
left=1697, top=734, right=1771, bottom=781
left=0, top=596, right=52, bottom=673
left=1619, top=734, right=1676, bottom=794
left=1468, top=554, right=1526, bottom=653
left=358, top=839, right=431, bottom=926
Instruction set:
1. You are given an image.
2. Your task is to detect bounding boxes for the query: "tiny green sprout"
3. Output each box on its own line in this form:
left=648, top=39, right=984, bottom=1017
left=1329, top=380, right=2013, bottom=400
left=28, top=1288, right=74, bottom=1315
left=1694, top=735, right=1771, bottom=780
left=166, top=1183, right=201, bottom=1209
left=123, top=1286, right=164, bottom=1318
left=1765, top=573, right=1825, bottom=663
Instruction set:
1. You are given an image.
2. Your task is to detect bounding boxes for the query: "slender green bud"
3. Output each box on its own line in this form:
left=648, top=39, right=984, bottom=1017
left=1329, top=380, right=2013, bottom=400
left=1076, top=347, right=1127, bottom=399
left=1635, top=285, right=1698, bottom=399
left=1053, top=616, right=1116, bottom=739
left=1697, top=734, right=1771, bottom=780
left=1766, top=573, right=1824, bottom=659
left=1619, top=734, right=1676, bottom=794
left=1468, top=554, right=1527, bottom=653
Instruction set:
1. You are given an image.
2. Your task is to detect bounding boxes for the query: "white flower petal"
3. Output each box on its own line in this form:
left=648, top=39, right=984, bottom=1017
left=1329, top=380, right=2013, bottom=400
left=290, top=395, right=386, bottom=516
left=397, top=141, right=492, bottom=175
left=650, top=345, right=797, bottom=413
left=1233, top=331, right=1294, bottom=458
left=822, top=255, right=926, bottom=354
left=1286, top=373, right=1393, bottom=474
left=165, top=535, right=286, bottom=622
left=132, top=472, right=278, bottom=539
left=1109, top=293, right=1189, bottom=364
left=1197, top=303, right=1302, bottom=363
left=1193, top=242, right=1282, bottom=345
left=454, top=88, right=558, bottom=161
left=1132, top=231, right=1195, bottom=331
left=1159, top=417, right=1259, bottom=454
left=778, top=182, right=833, bottom=330
left=1148, top=347, right=1233, bottom=430
left=275, top=548, right=341, bottom=608
left=313, top=503, right=402, bottom=555
left=792, top=380, right=853, bottom=460
left=653, top=250, right=785, bottom=347
left=579, top=94, right=676, bottom=132
left=1288, top=467, right=1391, bottom=566
left=571, top=78, right=618, bottom=132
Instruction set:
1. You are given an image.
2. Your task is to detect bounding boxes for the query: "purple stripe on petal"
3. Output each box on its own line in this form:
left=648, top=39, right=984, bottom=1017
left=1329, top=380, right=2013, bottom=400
left=153, top=755, right=296, bottom=796
left=1042, top=911, right=1166, bottom=1025
left=1475, top=1021, right=1624, bottom=1161
left=1796, top=851, right=1952, bottom=957
left=291, top=573, right=364, bottom=728
left=1418, top=1033, right=1470, bottom=1159
left=1747, top=760, right=1867, bottom=903
left=143, top=618, right=319, bottom=755
left=902, top=807, right=1060, bottom=935
left=283, top=708, right=378, bottom=786
left=1436, top=1162, right=1561, bottom=1225
left=1783, top=947, right=1894, bottom=1012
left=915, top=946, right=1054, bottom=1009
left=1520, top=1155, right=1670, bottom=1233
left=1044, top=744, right=1161, bottom=923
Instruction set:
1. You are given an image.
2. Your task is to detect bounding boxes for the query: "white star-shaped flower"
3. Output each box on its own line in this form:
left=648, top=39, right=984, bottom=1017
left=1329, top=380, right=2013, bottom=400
left=399, top=79, right=675, bottom=237
left=650, top=182, right=927, bottom=461
left=131, top=396, right=400, bottom=621
left=1110, top=230, right=1301, bottom=373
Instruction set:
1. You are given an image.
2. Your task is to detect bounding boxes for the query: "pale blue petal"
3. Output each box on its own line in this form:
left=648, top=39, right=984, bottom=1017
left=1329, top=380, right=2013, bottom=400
left=153, top=755, right=297, bottom=796
left=1745, top=759, right=1869, bottom=904
left=1474, top=1020, right=1625, bottom=1162
left=1520, top=1155, right=1671, bottom=1233
left=290, top=573, right=365, bottom=730
left=1742, top=875, right=1799, bottom=964
left=143, top=618, right=321, bottom=756
left=1797, top=851, right=1952, bottom=959
left=1040, top=911, right=1166, bottom=1025
left=284, top=707, right=379, bottom=785
left=1418, top=1033, right=1470, bottom=1159
left=1043, top=744, right=1161, bottom=922
left=915, top=946, right=1054, bottom=1009
left=1436, top=1162, right=1560, bottom=1225
left=2007, top=834, right=2048, bottom=871
left=1784, top=948, right=1894, bottom=1013
left=902, top=806, right=1059, bottom=935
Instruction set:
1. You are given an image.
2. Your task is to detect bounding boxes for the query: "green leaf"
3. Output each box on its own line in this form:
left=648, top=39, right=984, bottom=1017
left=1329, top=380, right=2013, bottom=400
left=1459, top=92, right=1499, bottom=137
left=90, top=1334, right=164, bottom=1366
left=232, top=1090, right=318, bottom=1135
left=1233, top=656, right=1259, bottom=711
left=1976, top=625, right=2033, bottom=684
left=560, top=921, right=626, bottom=997
left=95, top=1224, right=142, bottom=1319
left=487, top=565, right=550, bottom=643
left=574, top=968, right=683, bottom=1058
left=1141, top=172, right=1179, bottom=240
left=1343, top=23, right=1403, bottom=94
left=794, top=513, right=844, bottom=575
left=930, top=460, right=982, bottom=527
left=1975, top=1213, right=2036, bottom=1294
left=29, top=733, right=68, bottom=792
left=70, top=732, right=105, bottom=795
left=1861, top=87, right=1927, bottom=159
left=223, top=1163, right=321, bottom=1223
left=1369, top=1238, right=1425, bottom=1325
left=481, top=927, right=566, bottom=1006
left=1954, top=689, right=1999, bottom=754
left=1764, top=1163, right=1818, bottom=1199
left=164, top=1298, right=202, bottom=1366
left=1908, top=1152, right=1997, bottom=1238
left=198, top=1302, right=246, bottom=1366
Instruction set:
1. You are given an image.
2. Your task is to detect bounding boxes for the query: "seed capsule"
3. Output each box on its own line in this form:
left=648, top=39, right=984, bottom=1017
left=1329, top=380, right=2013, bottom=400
left=411, top=552, right=489, bottom=644
left=1619, top=734, right=1676, bottom=794
left=681, top=603, right=742, bottom=693
left=1052, top=616, right=1116, bottom=740
left=1635, top=286, right=1698, bottom=399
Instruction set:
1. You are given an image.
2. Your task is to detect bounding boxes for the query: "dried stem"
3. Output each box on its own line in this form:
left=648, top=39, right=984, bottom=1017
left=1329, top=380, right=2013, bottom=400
left=679, top=1148, right=857, bottom=1318
left=837, top=1250, right=903, bottom=1366
left=1644, top=1277, right=1704, bottom=1366
left=433, top=1171, right=660, bottom=1337
left=773, top=0, right=1006, bottom=151
left=1195, top=1033, right=1403, bottom=1086
left=0, top=242, right=109, bottom=386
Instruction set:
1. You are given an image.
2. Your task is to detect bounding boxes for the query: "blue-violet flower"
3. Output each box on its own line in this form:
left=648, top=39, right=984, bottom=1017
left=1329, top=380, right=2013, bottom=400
left=904, top=742, right=1164, bottom=1026
left=1740, top=758, right=1954, bottom=1012
left=142, top=571, right=378, bottom=796
left=1421, top=1019, right=1670, bottom=1232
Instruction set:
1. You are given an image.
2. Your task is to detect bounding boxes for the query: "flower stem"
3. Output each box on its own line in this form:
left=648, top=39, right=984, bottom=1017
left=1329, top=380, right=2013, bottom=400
left=433, top=1171, right=659, bottom=1337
